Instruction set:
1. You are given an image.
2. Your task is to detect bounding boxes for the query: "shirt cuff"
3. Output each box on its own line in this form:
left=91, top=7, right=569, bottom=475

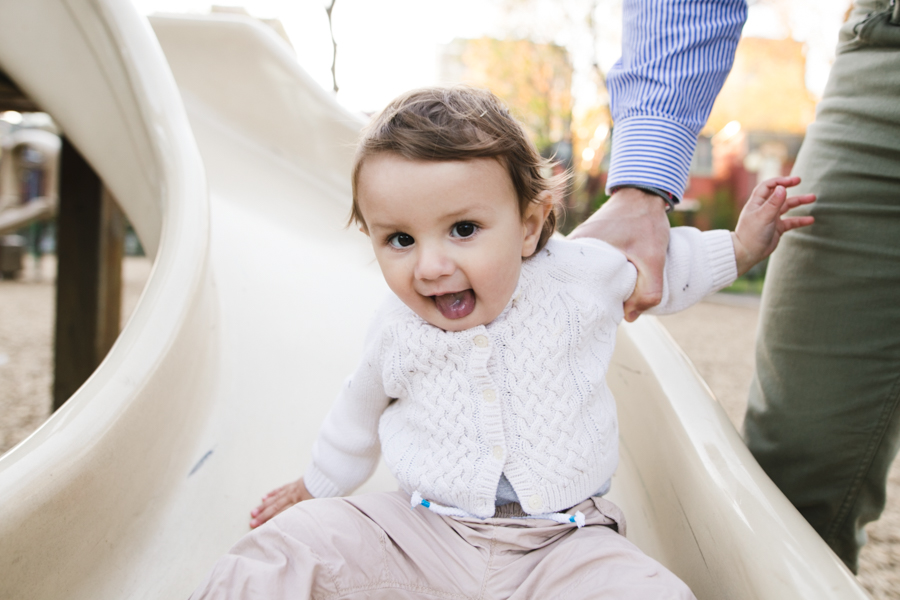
left=702, top=230, right=738, bottom=292
left=606, top=116, right=699, bottom=199
left=303, top=464, right=342, bottom=499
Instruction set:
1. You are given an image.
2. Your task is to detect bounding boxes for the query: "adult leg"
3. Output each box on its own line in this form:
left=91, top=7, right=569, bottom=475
left=744, top=0, right=900, bottom=572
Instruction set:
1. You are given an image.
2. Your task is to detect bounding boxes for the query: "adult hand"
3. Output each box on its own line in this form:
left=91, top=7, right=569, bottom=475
left=569, top=188, right=670, bottom=322
left=250, top=477, right=313, bottom=529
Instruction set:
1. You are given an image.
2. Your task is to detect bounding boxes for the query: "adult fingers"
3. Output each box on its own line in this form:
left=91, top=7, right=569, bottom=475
left=568, top=188, right=670, bottom=321
left=624, top=253, right=665, bottom=321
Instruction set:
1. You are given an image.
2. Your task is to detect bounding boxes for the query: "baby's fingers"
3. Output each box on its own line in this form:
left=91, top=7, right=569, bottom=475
left=754, top=176, right=800, bottom=197
left=779, top=215, right=815, bottom=232
left=763, top=175, right=801, bottom=189
left=250, top=495, right=276, bottom=519
left=749, top=176, right=803, bottom=208
left=250, top=493, right=291, bottom=528
left=250, top=503, right=281, bottom=529
left=262, top=485, right=283, bottom=500
left=759, top=184, right=787, bottom=214
left=780, top=193, right=816, bottom=214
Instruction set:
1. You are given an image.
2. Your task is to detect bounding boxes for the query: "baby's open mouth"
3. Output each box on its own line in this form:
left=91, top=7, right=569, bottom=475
left=433, top=290, right=475, bottom=320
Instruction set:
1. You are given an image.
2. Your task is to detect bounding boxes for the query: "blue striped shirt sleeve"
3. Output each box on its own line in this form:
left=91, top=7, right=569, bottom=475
left=606, top=0, right=747, bottom=199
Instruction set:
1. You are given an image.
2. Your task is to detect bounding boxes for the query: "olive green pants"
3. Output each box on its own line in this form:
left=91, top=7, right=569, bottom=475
left=744, top=0, right=900, bottom=573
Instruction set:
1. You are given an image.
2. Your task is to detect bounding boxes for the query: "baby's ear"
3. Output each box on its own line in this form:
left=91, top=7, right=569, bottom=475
left=521, top=191, right=554, bottom=257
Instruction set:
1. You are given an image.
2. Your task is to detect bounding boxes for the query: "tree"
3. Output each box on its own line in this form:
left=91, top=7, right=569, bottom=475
left=489, top=0, right=617, bottom=176
left=705, top=37, right=817, bottom=135
left=452, top=38, right=573, bottom=153
left=325, top=0, right=338, bottom=93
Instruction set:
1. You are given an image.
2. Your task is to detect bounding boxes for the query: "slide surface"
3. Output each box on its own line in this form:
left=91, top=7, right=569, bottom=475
left=0, top=3, right=868, bottom=598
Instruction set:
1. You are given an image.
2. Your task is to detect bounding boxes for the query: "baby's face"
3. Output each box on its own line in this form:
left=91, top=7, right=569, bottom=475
left=357, top=154, right=547, bottom=332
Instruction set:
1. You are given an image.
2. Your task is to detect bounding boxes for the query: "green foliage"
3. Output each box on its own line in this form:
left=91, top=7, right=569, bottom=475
left=711, top=188, right=737, bottom=231
left=722, top=276, right=765, bottom=295
left=723, top=257, right=768, bottom=295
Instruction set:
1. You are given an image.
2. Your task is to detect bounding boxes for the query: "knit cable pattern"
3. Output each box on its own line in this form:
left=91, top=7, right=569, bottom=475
left=305, top=230, right=737, bottom=518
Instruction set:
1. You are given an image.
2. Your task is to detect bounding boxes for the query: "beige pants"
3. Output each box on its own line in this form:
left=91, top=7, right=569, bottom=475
left=190, top=491, right=695, bottom=599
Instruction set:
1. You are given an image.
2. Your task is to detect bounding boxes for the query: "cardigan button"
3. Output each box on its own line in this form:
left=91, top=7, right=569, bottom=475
left=529, top=495, right=543, bottom=510
left=473, top=335, right=489, bottom=348
left=483, top=389, right=496, bottom=403
left=492, top=446, right=504, bottom=460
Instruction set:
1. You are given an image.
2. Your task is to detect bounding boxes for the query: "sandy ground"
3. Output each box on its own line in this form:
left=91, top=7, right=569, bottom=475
left=0, top=255, right=149, bottom=452
left=0, top=256, right=897, bottom=597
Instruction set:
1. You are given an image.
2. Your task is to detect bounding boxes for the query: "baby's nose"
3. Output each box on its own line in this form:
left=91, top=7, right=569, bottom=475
left=414, top=245, right=455, bottom=281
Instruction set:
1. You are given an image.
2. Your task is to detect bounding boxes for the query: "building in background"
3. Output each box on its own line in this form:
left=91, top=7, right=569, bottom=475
left=677, top=37, right=816, bottom=230
left=584, top=36, right=816, bottom=232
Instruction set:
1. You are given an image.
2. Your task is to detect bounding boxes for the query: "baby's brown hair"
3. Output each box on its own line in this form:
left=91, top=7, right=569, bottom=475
left=349, top=86, right=567, bottom=253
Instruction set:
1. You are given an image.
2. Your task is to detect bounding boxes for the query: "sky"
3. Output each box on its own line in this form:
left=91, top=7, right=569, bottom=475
left=133, top=0, right=503, bottom=114
left=133, top=0, right=852, bottom=117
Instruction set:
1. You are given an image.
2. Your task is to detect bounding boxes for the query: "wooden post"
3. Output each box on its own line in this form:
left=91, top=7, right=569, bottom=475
left=52, top=137, right=124, bottom=410
left=0, top=70, right=122, bottom=410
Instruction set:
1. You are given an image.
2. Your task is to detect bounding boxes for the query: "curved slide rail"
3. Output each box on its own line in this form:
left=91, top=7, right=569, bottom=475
left=0, top=3, right=869, bottom=598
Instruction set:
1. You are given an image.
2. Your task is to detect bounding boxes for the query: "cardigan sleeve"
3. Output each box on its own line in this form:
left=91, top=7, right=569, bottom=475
left=561, top=228, right=736, bottom=317
left=303, top=301, right=395, bottom=498
left=646, top=227, right=737, bottom=315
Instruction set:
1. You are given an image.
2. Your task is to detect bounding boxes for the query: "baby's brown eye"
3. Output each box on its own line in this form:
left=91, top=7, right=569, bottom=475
left=452, top=223, right=477, bottom=238
left=389, top=233, right=414, bottom=248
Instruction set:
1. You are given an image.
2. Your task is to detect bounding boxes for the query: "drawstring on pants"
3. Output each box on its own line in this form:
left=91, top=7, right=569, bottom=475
left=410, top=491, right=586, bottom=528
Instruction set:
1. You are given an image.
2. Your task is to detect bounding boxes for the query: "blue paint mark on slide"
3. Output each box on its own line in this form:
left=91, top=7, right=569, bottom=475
left=189, top=449, right=214, bottom=477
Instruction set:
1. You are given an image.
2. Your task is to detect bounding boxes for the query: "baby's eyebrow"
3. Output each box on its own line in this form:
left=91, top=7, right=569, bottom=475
left=364, top=220, right=399, bottom=232
left=365, top=203, right=488, bottom=233
left=442, top=208, right=476, bottom=221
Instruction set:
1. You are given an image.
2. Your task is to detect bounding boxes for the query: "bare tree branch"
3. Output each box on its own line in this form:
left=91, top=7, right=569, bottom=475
left=325, top=0, right=338, bottom=93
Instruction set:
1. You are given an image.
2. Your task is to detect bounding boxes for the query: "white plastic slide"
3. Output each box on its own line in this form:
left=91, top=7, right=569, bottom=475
left=0, top=2, right=870, bottom=598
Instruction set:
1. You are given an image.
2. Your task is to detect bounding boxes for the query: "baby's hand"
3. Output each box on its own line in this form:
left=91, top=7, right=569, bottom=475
left=249, top=477, right=313, bottom=529
left=732, top=176, right=815, bottom=276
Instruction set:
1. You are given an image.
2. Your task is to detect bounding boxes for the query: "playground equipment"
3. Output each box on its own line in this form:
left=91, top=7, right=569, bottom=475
left=0, top=2, right=870, bottom=599
left=0, top=126, right=60, bottom=236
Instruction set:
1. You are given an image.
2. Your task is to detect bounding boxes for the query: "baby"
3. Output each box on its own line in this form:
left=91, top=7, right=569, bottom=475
left=191, top=87, right=814, bottom=599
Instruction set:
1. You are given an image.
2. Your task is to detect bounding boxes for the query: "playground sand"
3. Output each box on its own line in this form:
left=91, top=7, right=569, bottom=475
left=0, top=258, right=897, bottom=597
left=0, top=255, right=149, bottom=453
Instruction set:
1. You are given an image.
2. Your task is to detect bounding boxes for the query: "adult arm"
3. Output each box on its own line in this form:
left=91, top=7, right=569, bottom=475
left=570, top=0, right=746, bottom=321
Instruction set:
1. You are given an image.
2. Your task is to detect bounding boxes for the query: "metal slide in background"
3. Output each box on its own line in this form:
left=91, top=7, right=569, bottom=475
left=0, top=2, right=869, bottom=598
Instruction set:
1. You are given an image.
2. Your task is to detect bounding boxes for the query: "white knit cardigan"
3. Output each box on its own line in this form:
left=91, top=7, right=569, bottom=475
left=304, top=229, right=737, bottom=518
